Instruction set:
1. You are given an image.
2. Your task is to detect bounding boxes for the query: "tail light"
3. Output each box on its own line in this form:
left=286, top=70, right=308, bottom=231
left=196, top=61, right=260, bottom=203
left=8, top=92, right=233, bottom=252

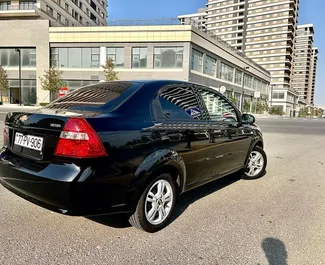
left=3, top=123, right=8, bottom=145
left=54, top=118, right=107, bottom=158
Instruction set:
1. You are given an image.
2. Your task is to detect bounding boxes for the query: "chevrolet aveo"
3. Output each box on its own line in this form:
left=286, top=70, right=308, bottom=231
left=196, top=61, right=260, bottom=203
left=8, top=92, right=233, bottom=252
left=0, top=80, right=267, bottom=232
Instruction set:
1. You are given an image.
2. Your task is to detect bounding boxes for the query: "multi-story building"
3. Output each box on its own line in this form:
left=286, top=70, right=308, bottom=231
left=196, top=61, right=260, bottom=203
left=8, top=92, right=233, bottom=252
left=309, top=47, right=318, bottom=105
left=179, top=0, right=300, bottom=116
left=0, top=19, right=270, bottom=107
left=0, top=0, right=107, bottom=26
left=178, top=8, right=207, bottom=32
left=291, top=24, right=314, bottom=103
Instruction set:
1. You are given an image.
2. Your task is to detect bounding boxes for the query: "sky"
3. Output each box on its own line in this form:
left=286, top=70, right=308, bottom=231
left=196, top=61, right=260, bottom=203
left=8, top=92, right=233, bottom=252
left=108, top=0, right=324, bottom=106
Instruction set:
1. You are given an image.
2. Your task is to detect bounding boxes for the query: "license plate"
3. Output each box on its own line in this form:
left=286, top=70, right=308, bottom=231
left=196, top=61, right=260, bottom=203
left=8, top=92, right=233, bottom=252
left=14, top=133, right=44, bottom=151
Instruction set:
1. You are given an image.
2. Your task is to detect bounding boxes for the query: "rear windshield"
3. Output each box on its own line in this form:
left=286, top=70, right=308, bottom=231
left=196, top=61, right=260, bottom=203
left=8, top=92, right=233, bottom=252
left=44, top=81, right=133, bottom=110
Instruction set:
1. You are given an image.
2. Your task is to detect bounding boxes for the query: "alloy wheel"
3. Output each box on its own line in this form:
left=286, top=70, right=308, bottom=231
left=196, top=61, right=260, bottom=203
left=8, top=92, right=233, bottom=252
left=245, top=151, right=265, bottom=178
left=144, top=179, right=174, bottom=225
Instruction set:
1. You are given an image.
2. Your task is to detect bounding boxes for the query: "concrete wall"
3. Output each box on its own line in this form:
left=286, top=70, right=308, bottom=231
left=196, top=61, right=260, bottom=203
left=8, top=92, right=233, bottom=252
left=0, top=20, right=50, bottom=103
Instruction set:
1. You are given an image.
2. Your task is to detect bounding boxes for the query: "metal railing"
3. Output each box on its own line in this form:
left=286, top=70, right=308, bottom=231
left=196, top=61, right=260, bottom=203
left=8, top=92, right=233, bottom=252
left=107, top=18, right=269, bottom=74
left=108, top=18, right=181, bottom=26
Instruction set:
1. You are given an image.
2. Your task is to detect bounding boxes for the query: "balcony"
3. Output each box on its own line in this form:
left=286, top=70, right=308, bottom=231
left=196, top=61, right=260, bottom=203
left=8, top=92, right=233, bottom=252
left=0, top=3, right=38, bottom=18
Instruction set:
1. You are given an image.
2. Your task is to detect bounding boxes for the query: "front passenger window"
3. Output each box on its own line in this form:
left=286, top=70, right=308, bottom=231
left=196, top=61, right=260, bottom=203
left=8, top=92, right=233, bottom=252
left=199, top=88, right=238, bottom=122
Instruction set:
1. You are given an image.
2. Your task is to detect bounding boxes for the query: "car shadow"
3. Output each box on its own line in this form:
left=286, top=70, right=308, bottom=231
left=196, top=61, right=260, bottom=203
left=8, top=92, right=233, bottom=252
left=171, top=173, right=241, bottom=221
left=87, top=213, right=131, bottom=229
left=262, top=237, right=288, bottom=265
left=87, top=172, right=250, bottom=229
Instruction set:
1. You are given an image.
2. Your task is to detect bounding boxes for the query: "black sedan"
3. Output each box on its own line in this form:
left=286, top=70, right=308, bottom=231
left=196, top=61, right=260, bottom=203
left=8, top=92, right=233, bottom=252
left=0, top=80, right=267, bottom=232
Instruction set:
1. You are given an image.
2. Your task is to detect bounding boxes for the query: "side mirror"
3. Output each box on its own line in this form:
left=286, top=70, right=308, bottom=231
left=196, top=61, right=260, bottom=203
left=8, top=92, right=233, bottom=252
left=242, top=113, right=255, bottom=125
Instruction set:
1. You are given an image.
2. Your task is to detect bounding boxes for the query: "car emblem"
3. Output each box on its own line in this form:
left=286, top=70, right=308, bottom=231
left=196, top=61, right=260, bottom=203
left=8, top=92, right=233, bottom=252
left=19, top=115, right=29, bottom=122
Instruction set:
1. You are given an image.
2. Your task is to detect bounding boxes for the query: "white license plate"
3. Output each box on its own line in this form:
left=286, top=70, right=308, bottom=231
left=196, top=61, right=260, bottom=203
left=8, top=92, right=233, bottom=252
left=14, top=133, right=44, bottom=151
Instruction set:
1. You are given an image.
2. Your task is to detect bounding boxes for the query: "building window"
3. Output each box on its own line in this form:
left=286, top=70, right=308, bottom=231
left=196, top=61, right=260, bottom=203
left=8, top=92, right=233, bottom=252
left=244, top=74, right=253, bottom=88
left=272, top=92, right=285, bottom=99
left=154, top=47, right=183, bottom=69
left=203, top=55, right=216, bottom=76
left=51, top=47, right=100, bottom=68
left=191, top=49, right=203, bottom=72
left=235, top=69, right=242, bottom=85
left=106, top=47, right=124, bottom=68
left=0, top=2, right=11, bottom=10
left=19, top=0, right=36, bottom=10
left=3, top=79, right=36, bottom=104
left=65, top=19, right=69, bottom=26
left=65, top=3, right=69, bottom=11
left=0, top=48, right=36, bottom=67
left=46, top=5, right=53, bottom=16
left=220, top=62, right=234, bottom=82
left=132, top=47, right=147, bottom=68
left=57, top=13, right=61, bottom=22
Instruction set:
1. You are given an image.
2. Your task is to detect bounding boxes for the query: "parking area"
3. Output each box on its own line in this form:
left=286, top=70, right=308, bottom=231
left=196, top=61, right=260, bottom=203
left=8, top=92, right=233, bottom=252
left=1, top=117, right=325, bottom=265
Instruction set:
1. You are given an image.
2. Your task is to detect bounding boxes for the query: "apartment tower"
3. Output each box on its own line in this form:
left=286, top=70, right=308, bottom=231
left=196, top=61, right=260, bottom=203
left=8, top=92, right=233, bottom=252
left=309, top=47, right=318, bottom=105
left=179, top=0, right=300, bottom=115
left=0, top=0, right=107, bottom=26
left=291, top=24, right=314, bottom=104
left=178, top=8, right=207, bottom=32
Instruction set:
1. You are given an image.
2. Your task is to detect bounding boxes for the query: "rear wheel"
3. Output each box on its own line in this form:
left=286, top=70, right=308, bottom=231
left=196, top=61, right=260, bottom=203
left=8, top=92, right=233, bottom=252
left=243, top=146, right=267, bottom=179
left=128, top=173, right=177, bottom=233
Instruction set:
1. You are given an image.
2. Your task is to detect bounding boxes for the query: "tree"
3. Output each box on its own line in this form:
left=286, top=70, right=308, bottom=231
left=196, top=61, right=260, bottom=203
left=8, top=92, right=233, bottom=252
left=102, top=57, right=119, bottom=81
left=39, top=63, right=66, bottom=102
left=270, top=106, right=284, bottom=116
left=243, top=100, right=250, bottom=113
left=228, top=94, right=238, bottom=106
left=0, top=65, right=9, bottom=103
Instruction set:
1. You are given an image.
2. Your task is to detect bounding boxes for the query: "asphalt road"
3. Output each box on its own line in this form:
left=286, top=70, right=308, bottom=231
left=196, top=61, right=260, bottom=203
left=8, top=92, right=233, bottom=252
left=1, top=115, right=325, bottom=265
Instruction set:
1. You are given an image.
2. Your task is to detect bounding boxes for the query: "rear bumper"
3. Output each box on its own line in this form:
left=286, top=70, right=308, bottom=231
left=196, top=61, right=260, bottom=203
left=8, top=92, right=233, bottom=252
left=0, top=149, right=131, bottom=216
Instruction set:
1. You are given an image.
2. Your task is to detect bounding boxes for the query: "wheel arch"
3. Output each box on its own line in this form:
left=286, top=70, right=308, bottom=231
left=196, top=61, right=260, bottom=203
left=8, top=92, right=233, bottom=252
left=125, top=149, right=186, bottom=211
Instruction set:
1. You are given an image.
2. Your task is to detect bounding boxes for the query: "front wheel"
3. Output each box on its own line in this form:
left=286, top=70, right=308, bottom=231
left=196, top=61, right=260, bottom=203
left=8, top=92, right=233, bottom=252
left=243, top=146, right=267, bottom=179
left=128, top=173, right=177, bottom=233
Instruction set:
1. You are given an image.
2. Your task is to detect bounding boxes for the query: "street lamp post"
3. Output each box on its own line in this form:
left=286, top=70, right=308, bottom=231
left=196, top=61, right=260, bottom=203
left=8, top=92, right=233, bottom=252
left=270, top=84, right=273, bottom=111
left=240, top=66, right=249, bottom=112
left=15, top=48, right=22, bottom=106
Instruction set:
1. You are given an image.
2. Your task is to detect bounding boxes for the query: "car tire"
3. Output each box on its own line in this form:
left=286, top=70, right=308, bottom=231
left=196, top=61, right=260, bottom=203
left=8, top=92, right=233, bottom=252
left=242, top=146, right=267, bottom=180
left=128, top=173, right=177, bottom=233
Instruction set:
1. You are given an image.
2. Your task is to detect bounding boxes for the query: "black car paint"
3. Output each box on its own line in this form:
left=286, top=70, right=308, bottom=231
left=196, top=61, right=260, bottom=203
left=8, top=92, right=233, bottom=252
left=0, top=80, right=263, bottom=216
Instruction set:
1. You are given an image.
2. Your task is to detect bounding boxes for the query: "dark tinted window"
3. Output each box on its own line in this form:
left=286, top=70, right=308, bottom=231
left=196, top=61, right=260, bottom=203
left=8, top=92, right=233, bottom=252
left=45, top=81, right=133, bottom=109
left=158, top=85, right=207, bottom=120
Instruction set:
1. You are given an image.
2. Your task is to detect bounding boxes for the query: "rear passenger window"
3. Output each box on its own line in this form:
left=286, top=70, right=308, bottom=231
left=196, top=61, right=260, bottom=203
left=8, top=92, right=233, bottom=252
left=158, top=85, right=208, bottom=120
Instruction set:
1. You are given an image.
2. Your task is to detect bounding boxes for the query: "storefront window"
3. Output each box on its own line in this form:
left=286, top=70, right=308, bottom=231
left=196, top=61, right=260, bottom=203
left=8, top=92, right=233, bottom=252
left=51, top=47, right=100, bottom=68
left=132, top=47, right=147, bottom=68
left=107, top=47, right=124, bottom=68
left=154, top=47, right=183, bottom=68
